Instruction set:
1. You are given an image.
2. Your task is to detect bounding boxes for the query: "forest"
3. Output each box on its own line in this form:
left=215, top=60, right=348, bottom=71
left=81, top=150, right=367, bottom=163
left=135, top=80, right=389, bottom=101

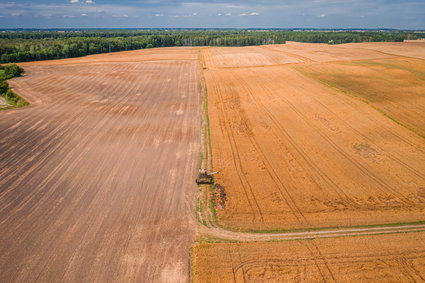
left=1, top=29, right=424, bottom=63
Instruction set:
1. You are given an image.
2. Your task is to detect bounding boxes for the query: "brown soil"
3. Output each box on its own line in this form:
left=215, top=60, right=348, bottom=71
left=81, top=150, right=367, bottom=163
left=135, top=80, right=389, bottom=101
left=0, top=48, right=200, bottom=282
left=204, top=44, right=425, bottom=231
left=18, top=47, right=201, bottom=68
left=192, top=232, right=425, bottom=282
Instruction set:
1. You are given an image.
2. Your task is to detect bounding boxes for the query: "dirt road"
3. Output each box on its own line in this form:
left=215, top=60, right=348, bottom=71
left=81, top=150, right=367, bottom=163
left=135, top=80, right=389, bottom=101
left=0, top=48, right=200, bottom=282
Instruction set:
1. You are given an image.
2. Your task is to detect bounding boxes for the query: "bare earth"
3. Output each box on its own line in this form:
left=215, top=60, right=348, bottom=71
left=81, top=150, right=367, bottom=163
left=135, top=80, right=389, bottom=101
left=193, top=232, right=425, bottom=282
left=203, top=42, right=425, bottom=231
left=0, top=48, right=200, bottom=282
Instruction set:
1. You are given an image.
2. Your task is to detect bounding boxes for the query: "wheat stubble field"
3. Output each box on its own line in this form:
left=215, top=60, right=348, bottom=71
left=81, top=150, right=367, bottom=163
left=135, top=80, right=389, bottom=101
left=0, top=48, right=200, bottom=282
left=193, top=232, right=425, bottom=282
left=194, top=41, right=425, bottom=282
left=202, top=42, right=425, bottom=231
left=1, top=41, right=425, bottom=282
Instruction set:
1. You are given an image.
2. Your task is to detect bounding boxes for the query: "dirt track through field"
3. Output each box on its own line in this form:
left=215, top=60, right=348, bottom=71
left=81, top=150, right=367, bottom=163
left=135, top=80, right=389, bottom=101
left=0, top=48, right=200, bottom=282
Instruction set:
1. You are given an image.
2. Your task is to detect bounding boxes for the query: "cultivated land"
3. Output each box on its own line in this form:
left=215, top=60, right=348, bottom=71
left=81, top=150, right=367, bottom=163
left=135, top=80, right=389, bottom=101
left=0, top=47, right=200, bottom=282
left=295, top=57, right=425, bottom=137
left=193, top=232, right=425, bottom=282
left=202, top=42, right=425, bottom=231
left=194, top=41, right=425, bottom=282
left=1, top=42, right=425, bottom=282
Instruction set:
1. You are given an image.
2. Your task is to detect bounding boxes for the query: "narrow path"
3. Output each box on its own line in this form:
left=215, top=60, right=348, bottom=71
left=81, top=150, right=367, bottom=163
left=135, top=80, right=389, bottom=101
left=200, top=216, right=425, bottom=242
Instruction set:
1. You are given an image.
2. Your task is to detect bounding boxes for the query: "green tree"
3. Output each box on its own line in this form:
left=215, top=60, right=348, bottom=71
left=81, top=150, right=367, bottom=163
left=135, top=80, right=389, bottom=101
left=0, top=80, right=8, bottom=94
left=4, top=63, right=23, bottom=78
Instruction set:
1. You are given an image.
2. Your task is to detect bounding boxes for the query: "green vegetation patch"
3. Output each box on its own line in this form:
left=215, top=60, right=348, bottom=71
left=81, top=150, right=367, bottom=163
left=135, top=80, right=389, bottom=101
left=2, top=89, right=29, bottom=108
left=0, top=64, right=29, bottom=110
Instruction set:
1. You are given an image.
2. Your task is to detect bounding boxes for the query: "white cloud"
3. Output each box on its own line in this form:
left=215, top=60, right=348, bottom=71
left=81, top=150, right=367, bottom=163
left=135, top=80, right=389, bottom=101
left=225, top=5, right=244, bottom=9
left=172, top=12, right=199, bottom=18
left=1, top=0, right=423, bottom=29
left=10, top=12, right=21, bottom=16
left=155, top=13, right=164, bottom=17
left=239, top=12, right=260, bottom=17
left=81, top=13, right=87, bottom=16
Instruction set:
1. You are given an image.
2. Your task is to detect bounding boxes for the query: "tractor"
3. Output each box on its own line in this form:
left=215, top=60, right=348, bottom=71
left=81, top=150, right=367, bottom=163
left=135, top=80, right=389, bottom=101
left=196, top=169, right=217, bottom=185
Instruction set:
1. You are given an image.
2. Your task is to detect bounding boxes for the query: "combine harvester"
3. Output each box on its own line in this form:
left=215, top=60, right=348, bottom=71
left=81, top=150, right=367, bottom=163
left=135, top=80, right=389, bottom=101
left=196, top=169, right=218, bottom=185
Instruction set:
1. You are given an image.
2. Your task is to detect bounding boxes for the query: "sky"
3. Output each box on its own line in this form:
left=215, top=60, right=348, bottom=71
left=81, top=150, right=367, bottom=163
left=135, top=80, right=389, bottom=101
left=0, top=0, right=424, bottom=29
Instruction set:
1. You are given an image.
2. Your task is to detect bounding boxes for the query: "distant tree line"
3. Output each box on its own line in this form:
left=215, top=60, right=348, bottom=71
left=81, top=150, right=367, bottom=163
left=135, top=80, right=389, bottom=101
left=0, top=64, right=29, bottom=108
left=0, top=30, right=423, bottom=63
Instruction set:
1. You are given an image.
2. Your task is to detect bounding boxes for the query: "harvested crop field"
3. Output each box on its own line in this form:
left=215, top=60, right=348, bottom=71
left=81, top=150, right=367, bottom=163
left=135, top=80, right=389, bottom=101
left=1, top=42, right=425, bottom=282
left=0, top=48, right=200, bottom=282
left=263, top=41, right=395, bottom=63
left=192, top=232, right=425, bottom=282
left=345, top=41, right=425, bottom=60
left=295, top=57, right=425, bottom=137
left=203, top=42, right=425, bottom=230
left=202, top=46, right=301, bottom=68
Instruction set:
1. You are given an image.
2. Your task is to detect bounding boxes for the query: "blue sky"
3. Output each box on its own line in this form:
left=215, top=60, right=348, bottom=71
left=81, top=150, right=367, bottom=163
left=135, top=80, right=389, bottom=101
left=0, top=0, right=424, bottom=29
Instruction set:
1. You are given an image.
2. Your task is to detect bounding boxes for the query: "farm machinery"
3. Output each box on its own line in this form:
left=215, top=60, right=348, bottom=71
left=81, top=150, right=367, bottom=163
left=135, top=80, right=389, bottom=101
left=196, top=169, right=217, bottom=185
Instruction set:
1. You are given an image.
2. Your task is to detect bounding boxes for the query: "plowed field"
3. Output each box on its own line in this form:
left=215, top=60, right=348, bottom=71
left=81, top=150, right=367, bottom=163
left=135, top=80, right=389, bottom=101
left=193, top=232, right=425, bottom=282
left=204, top=43, right=425, bottom=230
left=0, top=48, right=200, bottom=282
